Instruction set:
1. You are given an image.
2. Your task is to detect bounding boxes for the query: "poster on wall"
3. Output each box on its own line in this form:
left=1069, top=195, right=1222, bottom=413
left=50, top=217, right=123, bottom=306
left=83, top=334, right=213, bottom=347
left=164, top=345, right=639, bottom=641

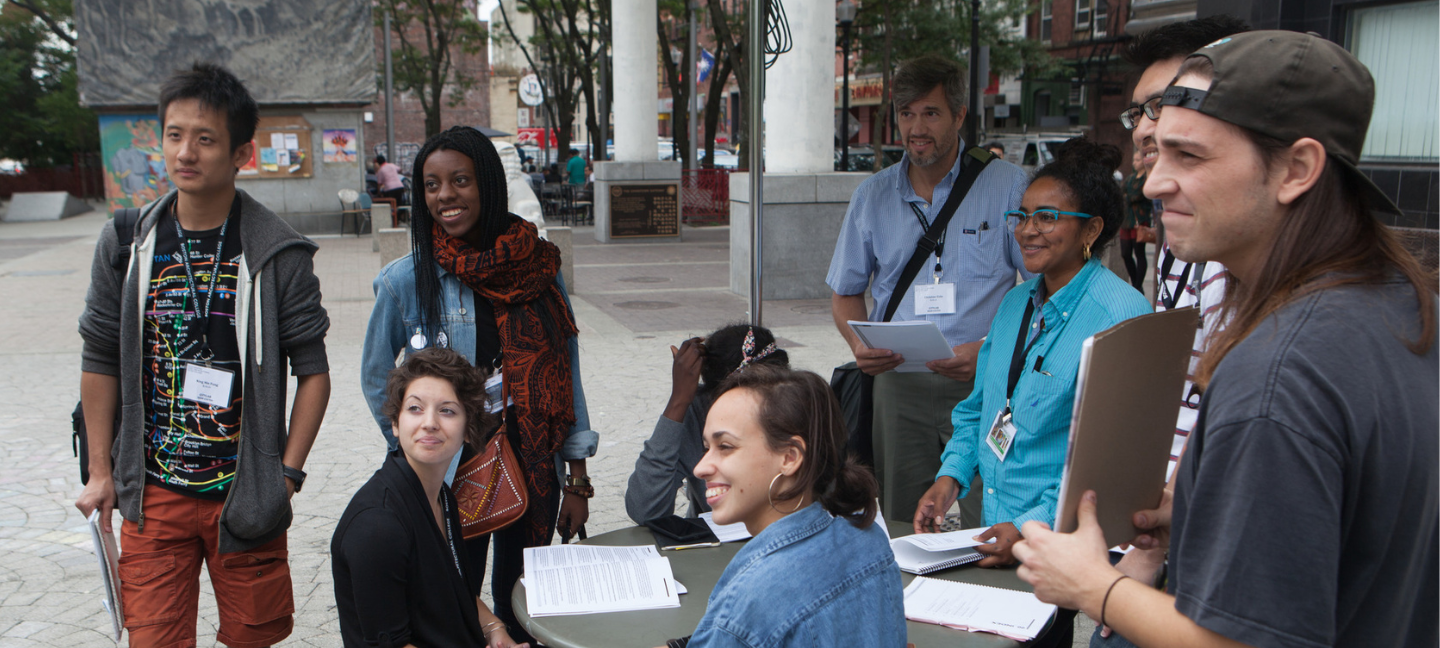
left=239, top=146, right=259, bottom=175
left=323, top=129, right=357, bottom=163
left=250, top=116, right=313, bottom=178
left=98, top=114, right=169, bottom=212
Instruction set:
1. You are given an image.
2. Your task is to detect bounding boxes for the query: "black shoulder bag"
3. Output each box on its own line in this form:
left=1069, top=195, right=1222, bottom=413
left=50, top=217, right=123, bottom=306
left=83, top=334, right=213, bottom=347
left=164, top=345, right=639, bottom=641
left=831, top=147, right=995, bottom=467
left=72, top=207, right=143, bottom=485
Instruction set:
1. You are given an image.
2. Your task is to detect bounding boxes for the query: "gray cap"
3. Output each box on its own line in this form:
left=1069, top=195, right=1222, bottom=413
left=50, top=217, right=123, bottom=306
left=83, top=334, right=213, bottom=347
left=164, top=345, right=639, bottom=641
left=1159, top=30, right=1400, bottom=215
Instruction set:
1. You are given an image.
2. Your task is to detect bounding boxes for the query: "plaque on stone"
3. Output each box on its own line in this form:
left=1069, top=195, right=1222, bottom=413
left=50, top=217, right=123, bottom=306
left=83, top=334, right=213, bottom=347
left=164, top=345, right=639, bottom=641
left=609, top=184, right=679, bottom=238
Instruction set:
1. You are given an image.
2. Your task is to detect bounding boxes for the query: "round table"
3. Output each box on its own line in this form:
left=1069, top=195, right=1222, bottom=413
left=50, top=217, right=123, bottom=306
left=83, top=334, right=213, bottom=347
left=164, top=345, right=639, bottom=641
left=513, top=521, right=1055, bottom=647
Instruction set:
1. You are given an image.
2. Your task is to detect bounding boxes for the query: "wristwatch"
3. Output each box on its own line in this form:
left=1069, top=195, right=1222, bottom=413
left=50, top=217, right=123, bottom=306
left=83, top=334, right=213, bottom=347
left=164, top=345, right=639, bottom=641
left=563, top=474, right=594, bottom=499
left=283, top=465, right=307, bottom=493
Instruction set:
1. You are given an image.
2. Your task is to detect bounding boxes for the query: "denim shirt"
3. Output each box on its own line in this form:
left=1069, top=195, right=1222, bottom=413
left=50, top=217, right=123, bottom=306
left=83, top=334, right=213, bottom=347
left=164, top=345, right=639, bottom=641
left=688, top=503, right=906, bottom=648
left=937, top=260, right=1150, bottom=528
left=360, top=254, right=598, bottom=463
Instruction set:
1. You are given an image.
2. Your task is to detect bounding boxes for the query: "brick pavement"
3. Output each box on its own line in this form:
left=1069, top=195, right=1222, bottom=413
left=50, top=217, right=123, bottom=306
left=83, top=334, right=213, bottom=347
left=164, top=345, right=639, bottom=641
left=0, top=210, right=1092, bottom=646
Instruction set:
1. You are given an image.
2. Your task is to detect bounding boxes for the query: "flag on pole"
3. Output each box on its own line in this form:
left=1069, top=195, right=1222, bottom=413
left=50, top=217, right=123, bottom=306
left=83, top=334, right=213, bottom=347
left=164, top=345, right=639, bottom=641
left=697, top=49, right=715, bottom=83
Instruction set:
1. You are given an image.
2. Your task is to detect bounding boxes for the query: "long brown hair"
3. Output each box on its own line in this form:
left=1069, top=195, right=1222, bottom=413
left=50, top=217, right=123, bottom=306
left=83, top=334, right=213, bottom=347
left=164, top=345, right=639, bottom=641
left=714, top=365, right=879, bottom=528
left=1179, top=59, right=1437, bottom=388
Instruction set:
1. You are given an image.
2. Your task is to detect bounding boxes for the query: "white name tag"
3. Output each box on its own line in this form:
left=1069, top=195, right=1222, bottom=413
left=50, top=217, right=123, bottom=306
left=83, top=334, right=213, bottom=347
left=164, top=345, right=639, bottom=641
left=986, top=407, right=1016, bottom=462
left=914, top=282, right=956, bottom=316
left=181, top=363, right=235, bottom=408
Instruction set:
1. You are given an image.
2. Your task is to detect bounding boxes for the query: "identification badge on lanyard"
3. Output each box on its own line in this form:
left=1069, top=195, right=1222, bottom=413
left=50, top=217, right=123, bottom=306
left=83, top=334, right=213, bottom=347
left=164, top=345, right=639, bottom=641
left=914, top=282, right=956, bottom=315
left=483, top=372, right=514, bottom=414
left=986, top=407, right=1017, bottom=461
left=181, top=363, right=235, bottom=408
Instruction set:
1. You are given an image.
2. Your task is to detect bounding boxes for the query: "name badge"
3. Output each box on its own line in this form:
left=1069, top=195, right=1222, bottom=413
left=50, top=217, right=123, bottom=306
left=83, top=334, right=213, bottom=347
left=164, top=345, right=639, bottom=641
left=181, top=363, right=235, bottom=408
left=914, top=283, right=956, bottom=315
left=483, top=372, right=514, bottom=414
left=986, top=407, right=1016, bottom=461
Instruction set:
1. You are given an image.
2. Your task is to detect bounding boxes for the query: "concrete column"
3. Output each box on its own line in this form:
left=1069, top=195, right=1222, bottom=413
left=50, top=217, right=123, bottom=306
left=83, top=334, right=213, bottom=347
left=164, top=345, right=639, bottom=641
left=612, top=0, right=657, bottom=162
left=763, top=0, right=836, bottom=174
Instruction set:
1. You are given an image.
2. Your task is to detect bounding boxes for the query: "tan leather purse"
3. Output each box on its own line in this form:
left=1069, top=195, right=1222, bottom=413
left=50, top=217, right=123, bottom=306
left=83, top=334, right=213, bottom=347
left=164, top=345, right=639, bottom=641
left=453, top=430, right=529, bottom=539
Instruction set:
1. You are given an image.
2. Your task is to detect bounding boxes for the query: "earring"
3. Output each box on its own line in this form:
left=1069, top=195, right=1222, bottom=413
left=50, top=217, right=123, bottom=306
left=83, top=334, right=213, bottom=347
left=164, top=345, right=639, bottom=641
left=1083, top=242, right=1092, bottom=261
left=768, top=473, right=804, bottom=514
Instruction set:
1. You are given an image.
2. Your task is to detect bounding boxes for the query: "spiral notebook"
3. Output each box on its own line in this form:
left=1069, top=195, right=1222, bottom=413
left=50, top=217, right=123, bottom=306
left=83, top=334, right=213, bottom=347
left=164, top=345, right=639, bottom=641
left=890, top=528, right=993, bottom=574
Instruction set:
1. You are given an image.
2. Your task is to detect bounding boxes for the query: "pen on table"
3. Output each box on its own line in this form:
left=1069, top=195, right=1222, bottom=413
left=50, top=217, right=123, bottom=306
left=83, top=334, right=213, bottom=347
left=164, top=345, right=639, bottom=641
left=663, top=542, right=721, bottom=551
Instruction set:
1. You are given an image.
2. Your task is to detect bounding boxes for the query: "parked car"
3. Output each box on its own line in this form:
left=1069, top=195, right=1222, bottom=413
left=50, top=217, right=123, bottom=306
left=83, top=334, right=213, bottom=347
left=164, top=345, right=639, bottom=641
left=834, top=145, right=905, bottom=172
left=982, top=133, right=1082, bottom=172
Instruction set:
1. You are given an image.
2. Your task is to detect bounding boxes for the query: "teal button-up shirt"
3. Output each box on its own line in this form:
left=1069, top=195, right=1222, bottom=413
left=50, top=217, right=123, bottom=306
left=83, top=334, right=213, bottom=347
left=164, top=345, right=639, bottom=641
left=937, top=259, right=1151, bottom=528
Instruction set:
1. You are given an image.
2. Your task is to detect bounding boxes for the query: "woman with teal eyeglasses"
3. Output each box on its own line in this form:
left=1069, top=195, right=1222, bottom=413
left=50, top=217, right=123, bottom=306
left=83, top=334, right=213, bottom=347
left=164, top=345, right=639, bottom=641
left=912, top=139, right=1149, bottom=598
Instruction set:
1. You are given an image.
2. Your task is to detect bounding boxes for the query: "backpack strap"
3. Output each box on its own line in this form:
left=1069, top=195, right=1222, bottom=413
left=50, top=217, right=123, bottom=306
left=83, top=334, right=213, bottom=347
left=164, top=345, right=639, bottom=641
left=110, top=207, right=142, bottom=271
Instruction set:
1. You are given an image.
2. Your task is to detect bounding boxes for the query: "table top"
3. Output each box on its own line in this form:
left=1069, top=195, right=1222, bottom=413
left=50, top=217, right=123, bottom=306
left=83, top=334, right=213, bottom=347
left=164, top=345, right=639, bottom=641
left=512, top=521, right=1049, bottom=648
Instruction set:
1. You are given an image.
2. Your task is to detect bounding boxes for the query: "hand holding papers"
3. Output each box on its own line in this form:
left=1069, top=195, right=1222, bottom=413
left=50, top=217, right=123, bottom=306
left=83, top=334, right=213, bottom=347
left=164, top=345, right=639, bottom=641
left=523, top=545, right=681, bottom=617
left=903, top=577, right=1057, bottom=642
left=847, top=321, right=955, bottom=373
left=890, top=528, right=992, bottom=574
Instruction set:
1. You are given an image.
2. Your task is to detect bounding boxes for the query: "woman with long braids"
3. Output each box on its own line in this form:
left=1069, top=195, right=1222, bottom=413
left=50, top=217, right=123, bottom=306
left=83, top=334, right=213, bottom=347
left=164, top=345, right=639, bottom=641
left=361, top=126, right=596, bottom=642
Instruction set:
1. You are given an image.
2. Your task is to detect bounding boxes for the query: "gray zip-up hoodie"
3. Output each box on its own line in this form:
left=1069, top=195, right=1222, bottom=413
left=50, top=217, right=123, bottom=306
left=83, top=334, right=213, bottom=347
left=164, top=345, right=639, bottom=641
left=78, top=189, right=330, bottom=553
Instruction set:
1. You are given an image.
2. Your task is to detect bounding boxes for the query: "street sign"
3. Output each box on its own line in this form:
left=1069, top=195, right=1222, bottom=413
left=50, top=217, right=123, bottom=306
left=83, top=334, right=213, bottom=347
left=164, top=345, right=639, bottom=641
left=519, top=74, right=544, bottom=106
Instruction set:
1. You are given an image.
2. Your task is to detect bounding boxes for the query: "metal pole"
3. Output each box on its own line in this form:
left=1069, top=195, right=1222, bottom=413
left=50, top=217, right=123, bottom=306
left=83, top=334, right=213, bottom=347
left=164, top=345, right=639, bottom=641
left=598, top=47, right=608, bottom=159
left=384, top=11, right=396, bottom=169
left=687, top=0, right=698, bottom=170
left=748, top=0, right=764, bottom=326
left=966, top=0, right=980, bottom=146
left=841, top=23, right=851, bottom=171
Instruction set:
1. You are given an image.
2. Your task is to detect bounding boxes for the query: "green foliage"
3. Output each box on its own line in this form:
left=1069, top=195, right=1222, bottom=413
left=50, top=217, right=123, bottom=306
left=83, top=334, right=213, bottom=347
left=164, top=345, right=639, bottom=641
left=0, top=0, right=96, bottom=167
left=376, top=0, right=489, bottom=139
left=854, top=0, right=1063, bottom=81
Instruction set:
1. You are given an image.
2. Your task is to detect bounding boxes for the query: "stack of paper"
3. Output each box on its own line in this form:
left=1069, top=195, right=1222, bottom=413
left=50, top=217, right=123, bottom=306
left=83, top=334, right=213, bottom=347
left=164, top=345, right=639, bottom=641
left=699, top=512, right=752, bottom=542
left=890, top=528, right=992, bottom=574
left=523, top=545, right=681, bottom=617
left=903, top=577, right=1057, bottom=642
left=87, top=510, right=123, bottom=640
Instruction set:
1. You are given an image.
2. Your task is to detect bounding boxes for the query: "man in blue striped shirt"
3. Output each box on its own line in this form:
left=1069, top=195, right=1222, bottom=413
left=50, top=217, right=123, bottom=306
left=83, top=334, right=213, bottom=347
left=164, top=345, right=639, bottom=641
left=827, top=54, right=1030, bottom=524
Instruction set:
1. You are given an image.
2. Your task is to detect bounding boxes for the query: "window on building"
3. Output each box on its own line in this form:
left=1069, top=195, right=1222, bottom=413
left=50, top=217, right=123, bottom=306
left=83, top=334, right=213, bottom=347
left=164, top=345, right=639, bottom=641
left=1041, top=0, right=1052, bottom=41
left=1075, top=0, right=1091, bottom=30
left=1094, top=0, right=1109, bottom=35
left=1348, top=0, right=1439, bottom=161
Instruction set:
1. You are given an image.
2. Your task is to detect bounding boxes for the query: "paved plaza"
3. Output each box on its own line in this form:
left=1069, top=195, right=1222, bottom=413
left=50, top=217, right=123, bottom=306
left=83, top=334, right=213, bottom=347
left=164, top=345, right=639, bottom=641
left=0, top=206, right=1094, bottom=646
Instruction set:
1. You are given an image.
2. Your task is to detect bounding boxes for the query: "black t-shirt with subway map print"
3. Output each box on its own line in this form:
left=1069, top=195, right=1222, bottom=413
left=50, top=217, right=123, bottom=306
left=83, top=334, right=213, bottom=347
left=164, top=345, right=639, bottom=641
left=143, top=202, right=244, bottom=500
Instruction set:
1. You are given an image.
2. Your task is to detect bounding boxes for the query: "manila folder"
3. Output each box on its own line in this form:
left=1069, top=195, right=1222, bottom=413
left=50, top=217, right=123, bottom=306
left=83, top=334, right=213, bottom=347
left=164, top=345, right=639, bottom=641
left=1055, top=307, right=1196, bottom=547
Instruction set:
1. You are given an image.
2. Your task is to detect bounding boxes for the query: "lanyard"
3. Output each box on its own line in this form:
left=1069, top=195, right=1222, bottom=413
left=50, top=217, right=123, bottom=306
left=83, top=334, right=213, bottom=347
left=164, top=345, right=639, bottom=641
left=441, top=492, right=463, bottom=578
left=909, top=203, right=948, bottom=280
left=1157, top=251, right=1194, bottom=310
left=1005, top=299, right=1042, bottom=412
left=172, top=206, right=230, bottom=363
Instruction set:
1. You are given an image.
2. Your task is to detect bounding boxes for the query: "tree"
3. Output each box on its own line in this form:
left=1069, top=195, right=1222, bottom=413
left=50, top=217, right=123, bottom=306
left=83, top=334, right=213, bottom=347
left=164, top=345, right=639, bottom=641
left=375, top=0, right=488, bottom=139
left=657, top=3, right=691, bottom=169
left=496, top=0, right=608, bottom=161
left=705, top=0, right=750, bottom=168
left=0, top=0, right=96, bottom=167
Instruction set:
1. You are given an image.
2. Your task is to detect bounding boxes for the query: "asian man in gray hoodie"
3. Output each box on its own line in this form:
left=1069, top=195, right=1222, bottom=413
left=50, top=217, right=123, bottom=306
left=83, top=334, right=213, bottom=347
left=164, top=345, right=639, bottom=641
left=76, top=62, right=330, bottom=648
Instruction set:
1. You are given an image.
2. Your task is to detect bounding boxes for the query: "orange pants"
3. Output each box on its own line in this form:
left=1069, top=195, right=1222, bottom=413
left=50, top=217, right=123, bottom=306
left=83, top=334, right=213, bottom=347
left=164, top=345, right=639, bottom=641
left=118, top=484, right=293, bottom=648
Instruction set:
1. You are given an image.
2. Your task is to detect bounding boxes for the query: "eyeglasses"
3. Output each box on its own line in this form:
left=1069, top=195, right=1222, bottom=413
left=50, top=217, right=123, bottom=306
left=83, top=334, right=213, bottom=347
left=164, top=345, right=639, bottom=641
left=1119, top=96, right=1163, bottom=130
left=1005, top=208, right=1094, bottom=233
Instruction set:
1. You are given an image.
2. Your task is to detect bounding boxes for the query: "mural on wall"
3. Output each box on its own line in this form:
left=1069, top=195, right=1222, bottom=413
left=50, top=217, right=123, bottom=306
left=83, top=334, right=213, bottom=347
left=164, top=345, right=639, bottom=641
left=323, top=129, right=357, bottom=163
left=99, top=114, right=169, bottom=212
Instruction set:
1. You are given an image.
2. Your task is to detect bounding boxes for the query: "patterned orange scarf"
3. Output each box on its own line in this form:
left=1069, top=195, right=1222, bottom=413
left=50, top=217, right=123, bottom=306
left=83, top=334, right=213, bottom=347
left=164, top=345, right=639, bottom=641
left=431, top=218, right=578, bottom=468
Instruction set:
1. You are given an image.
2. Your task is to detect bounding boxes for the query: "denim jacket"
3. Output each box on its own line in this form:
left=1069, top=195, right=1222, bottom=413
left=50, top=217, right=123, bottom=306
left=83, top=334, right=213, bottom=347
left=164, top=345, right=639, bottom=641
left=360, top=254, right=598, bottom=464
left=689, top=503, right=907, bottom=647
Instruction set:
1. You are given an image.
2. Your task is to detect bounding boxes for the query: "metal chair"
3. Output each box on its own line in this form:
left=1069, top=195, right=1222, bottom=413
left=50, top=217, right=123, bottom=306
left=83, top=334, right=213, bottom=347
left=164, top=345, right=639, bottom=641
left=338, top=189, right=372, bottom=236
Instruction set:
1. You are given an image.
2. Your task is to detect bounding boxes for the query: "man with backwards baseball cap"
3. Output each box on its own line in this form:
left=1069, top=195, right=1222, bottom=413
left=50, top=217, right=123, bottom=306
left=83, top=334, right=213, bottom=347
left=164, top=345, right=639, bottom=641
left=1010, top=31, right=1437, bottom=648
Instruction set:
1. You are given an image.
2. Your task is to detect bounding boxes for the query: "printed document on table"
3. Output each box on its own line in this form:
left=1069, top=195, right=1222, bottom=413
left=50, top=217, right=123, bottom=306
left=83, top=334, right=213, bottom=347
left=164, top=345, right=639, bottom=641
left=903, top=577, right=1056, bottom=641
left=890, top=528, right=993, bottom=574
left=88, top=510, right=123, bottom=640
left=699, top=512, right=752, bottom=542
left=524, top=545, right=681, bottom=616
left=846, top=320, right=955, bottom=372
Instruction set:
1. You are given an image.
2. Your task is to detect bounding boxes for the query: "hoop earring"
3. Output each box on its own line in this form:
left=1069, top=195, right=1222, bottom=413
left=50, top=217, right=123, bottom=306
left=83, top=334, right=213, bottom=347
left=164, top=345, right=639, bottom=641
left=1082, top=242, right=1092, bottom=261
left=768, top=473, right=804, bottom=514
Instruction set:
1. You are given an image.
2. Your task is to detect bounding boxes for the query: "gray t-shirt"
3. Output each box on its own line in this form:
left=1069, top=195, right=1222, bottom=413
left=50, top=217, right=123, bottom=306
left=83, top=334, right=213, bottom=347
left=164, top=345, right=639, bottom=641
left=1171, top=277, right=1438, bottom=648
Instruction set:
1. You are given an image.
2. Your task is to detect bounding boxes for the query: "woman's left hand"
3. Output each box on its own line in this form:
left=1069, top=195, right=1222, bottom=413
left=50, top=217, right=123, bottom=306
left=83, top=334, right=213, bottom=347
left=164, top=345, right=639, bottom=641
left=557, top=493, right=589, bottom=541
left=973, top=522, right=1022, bottom=567
left=1012, top=490, right=1120, bottom=612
